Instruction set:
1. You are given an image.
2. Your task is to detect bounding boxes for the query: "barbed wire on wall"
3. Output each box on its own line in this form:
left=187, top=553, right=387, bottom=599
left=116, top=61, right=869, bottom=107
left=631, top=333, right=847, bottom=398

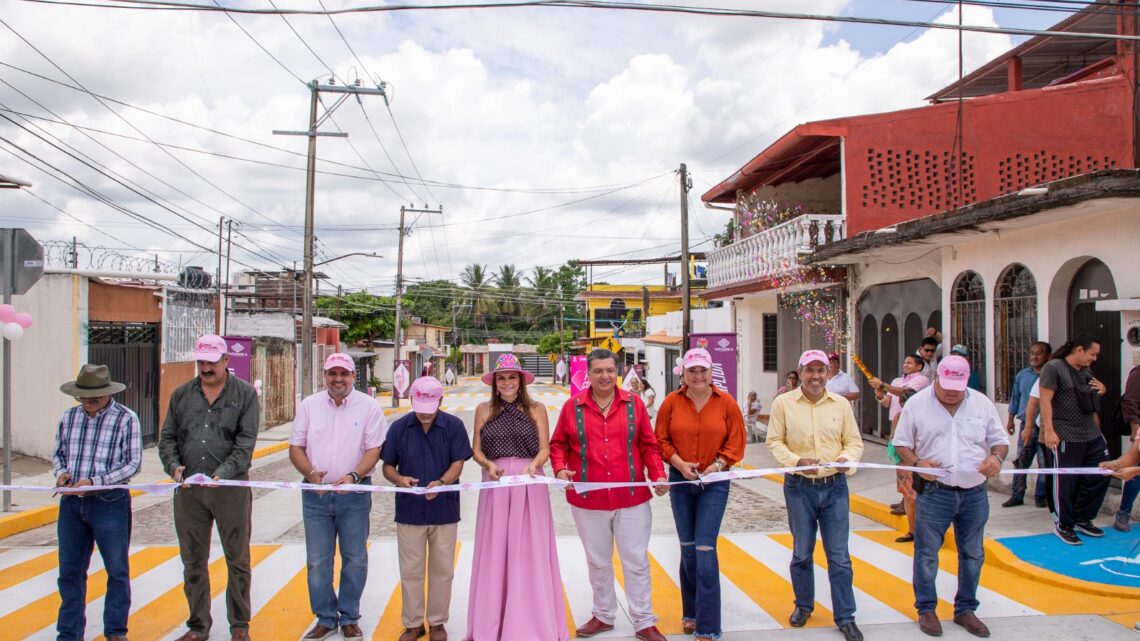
left=41, top=240, right=183, bottom=274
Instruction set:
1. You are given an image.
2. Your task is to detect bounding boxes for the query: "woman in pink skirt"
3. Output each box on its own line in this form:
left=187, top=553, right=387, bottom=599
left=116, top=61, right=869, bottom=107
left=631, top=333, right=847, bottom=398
left=466, top=353, right=569, bottom=641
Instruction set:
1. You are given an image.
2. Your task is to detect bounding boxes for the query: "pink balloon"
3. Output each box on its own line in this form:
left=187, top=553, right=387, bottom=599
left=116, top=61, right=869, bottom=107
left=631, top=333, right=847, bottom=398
left=0, top=304, right=14, bottom=323
left=13, top=313, right=33, bottom=329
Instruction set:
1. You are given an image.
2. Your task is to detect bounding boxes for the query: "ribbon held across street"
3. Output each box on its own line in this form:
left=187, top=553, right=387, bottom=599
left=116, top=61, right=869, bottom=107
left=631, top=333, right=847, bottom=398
left=3, top=462, right=1113, bottom=497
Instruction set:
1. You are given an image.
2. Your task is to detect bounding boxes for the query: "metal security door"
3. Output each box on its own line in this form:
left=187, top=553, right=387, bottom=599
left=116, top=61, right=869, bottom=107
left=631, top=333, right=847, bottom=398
left=88, top=322, right=160, bottom=446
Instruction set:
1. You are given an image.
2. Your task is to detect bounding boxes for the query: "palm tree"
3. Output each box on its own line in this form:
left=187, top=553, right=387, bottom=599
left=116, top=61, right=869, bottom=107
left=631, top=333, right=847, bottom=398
left=526, top=266, right=559, bottom=327
left=461, top=264, right=495, bottom=331
left=494, top=264, right=523, bottom=324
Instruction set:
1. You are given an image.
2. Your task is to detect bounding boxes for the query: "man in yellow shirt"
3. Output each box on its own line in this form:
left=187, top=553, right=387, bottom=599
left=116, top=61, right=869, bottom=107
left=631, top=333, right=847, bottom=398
left=767, top=349, right=865, bottom=641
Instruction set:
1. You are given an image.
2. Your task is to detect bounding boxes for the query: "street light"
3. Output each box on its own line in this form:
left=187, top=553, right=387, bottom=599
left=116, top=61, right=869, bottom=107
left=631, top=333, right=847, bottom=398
left=299, top=251, right=383, bottom=398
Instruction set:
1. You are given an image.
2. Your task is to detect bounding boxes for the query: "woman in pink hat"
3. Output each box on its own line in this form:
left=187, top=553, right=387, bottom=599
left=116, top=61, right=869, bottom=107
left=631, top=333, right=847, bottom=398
left=465, top=353, right=568, bottom=641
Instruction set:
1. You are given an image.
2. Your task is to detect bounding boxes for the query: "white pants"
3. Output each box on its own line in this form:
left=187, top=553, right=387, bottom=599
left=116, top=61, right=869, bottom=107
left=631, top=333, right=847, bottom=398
left=570, top=502, right=657, bottom=631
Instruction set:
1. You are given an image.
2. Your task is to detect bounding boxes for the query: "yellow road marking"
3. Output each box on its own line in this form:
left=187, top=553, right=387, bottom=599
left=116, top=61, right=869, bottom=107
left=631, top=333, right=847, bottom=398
left=374, top=541, right=462, bottom=639
left=0, top=549, right=57, bottom=591
left=0, top=546, right=179, bottom=639
left=561, top=583, right=576, bottom=637
left=96, top=545, right=277, bottom=641
left=252, top=546, right=343, bottom=637
left=612, top=548, right=683, bottom=634
left=768, top=532, right=953, bottom=621
left=717, top=535, right=831, bottom=628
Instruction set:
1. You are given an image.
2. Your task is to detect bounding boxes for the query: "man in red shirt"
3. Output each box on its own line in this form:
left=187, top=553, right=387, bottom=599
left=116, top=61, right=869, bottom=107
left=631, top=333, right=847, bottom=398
left=551, top=348, right=668, bottom=641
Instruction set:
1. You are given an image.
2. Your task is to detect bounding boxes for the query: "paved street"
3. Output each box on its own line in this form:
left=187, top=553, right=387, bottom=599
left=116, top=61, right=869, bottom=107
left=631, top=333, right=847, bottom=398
left=1, top=379, right=1138, bottom=640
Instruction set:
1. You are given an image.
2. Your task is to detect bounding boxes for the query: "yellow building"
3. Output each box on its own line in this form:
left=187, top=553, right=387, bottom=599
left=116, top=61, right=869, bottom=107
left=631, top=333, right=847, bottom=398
left=576, top=284, right=707, bottom=340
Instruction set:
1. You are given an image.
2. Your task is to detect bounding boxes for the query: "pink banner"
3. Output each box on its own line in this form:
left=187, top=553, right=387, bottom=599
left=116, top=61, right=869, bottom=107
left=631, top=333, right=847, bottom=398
left=691, top=333, right=738, bottom=400
left=392, top=360, right=411, bottom=399
left=570, top=355, right=589, bottom=396
left=223, top=336, right=252, bottom=382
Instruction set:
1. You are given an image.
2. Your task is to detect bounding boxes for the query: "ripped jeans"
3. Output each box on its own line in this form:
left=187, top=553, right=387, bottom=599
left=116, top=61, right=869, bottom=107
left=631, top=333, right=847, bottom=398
left=668, top=467, right=731, bottom=639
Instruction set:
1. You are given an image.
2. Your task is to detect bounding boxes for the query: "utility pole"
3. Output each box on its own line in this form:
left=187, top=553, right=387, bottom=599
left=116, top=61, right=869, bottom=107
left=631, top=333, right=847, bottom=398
left=223, top=219, right=235, bottom=335
left=216, top=216, right=224, bottom=333
left=336, top=284, right=342, bottom=322
left=392, top=204, right=443, bottom=407
left=70, top=236, right=78, bottom=269
left=274, top=78, right=386, bottom=398
left=679, top=163, right=692, bottom=351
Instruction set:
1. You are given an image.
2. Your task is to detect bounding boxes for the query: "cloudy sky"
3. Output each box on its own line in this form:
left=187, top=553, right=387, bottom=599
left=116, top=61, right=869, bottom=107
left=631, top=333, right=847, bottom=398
left=0, top=0, right=1073, bottom=292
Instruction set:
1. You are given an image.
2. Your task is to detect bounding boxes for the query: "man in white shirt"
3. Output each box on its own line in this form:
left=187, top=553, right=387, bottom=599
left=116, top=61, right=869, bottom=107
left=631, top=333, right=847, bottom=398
left=893, top=355, right=1008, bottom=639
left=825, top=353, right=860, bottom=402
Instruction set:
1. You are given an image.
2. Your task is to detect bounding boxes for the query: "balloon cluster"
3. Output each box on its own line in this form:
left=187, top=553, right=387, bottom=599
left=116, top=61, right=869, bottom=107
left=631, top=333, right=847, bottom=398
left=0, top=304, right=34, bottom=340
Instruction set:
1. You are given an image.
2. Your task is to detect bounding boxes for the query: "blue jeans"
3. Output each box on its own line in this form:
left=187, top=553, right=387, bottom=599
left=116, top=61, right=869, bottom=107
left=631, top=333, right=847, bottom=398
left=668, top=468, right=730, bottom=639
left=1121, top=477, right=1140, bottom=514
left=783, top=474, right=856, bottom=625
left=301, top=485, right=372, bottom=627
left=57, top=489, right=132, bottom=641
left=1010, top=423, right=1046, bottom=501
left=914, top=483, right=988, bottom=615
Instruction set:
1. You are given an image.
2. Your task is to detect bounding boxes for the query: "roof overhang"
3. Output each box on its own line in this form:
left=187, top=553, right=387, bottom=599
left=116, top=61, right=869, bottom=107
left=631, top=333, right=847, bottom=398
left=926, top=1, right=1121, bottom=102
left=702, top=121, right=846, bottom=204
left=809, top=170, right=1140, bottom=265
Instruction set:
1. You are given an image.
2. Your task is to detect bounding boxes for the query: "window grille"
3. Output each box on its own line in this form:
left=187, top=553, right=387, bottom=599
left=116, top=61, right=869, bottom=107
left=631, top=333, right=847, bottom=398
left=950, top=271, right=987, bottom=393
left=993, top=264, right=1037, bottom=403
left=762, top=314, right=778, bottom=372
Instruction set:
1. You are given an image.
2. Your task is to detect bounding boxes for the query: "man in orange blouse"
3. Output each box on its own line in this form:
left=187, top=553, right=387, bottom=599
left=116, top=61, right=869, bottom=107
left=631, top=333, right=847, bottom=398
left=551, top=348, right=668, bottom=641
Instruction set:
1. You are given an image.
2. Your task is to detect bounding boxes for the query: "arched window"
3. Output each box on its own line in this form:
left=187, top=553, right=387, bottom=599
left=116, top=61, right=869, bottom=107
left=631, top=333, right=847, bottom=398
left=950, top=271, right=986, bottom=393
left=994, top=264, right=1037, bottom=403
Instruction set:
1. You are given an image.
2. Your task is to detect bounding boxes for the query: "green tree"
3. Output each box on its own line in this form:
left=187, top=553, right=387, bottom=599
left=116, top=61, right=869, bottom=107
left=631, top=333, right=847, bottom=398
left=494, top=264, right=524, bottom=325
left=461, top=263, right=496, bottom=331
left=315, top=291, right=397, bottom=346
left=536, top=329, right=573, bottom=357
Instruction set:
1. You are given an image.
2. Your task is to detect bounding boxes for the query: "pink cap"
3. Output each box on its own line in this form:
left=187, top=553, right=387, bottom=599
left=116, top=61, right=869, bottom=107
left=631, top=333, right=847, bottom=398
left=323, top=353, right=355, bottom=373
left=937, top=355, right=971, bottom=391
left=193, top=334, right=228, bottom=363
left=681, top=348, right=713, bottom=370
left=410, top=376, right=443, bottom=413
left=798, top=349, right=829, bottom=368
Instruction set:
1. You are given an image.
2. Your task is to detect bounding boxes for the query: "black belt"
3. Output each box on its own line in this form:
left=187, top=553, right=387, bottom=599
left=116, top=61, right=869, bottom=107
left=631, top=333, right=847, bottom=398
left=788, top=473, right=840, bottom=485
left=300, top=475, right=372, bottom=484
left=67, top=487, right=127, bottom=497
left=933, top=481, right=973, bottom=491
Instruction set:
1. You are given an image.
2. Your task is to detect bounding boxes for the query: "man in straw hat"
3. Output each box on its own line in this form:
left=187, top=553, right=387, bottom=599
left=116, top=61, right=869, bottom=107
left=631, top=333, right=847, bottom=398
left=550, top=348, right=668, bottom=641
left=159, top=334, right=260, bottom=641
left=53, top=363, right=142, bottom=641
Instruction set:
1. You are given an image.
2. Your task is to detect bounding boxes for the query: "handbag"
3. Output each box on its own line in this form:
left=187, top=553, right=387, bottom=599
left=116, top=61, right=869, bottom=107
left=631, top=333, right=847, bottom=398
left=1064, top=363, right=1101, bottom=415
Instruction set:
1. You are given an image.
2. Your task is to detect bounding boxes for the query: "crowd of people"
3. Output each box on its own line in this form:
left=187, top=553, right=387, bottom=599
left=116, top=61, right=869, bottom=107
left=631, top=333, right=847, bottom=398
left=45, top=330, right=1140, bottom=641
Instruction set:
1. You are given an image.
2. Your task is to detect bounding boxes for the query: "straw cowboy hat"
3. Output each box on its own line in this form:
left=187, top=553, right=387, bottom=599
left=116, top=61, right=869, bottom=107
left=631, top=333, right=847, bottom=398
left=59, top=364, right=127, bottom=398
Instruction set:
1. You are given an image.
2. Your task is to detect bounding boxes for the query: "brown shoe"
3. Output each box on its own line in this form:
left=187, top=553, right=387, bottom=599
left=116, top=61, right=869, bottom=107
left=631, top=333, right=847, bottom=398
left=230, top=629, right=251, bottom=641
left=399, top=626, right=426, bottom=641
left=302, top=623, right=337, bottom=641
left=428, top=625, right=447, bottom=641
left=341, top=624, right=364, bottom=641
left=173, top=632, right=209, bottom=641
left=918, top=612, right=943, bottom=636
left=635, top=625, right=667, bottom=641
left=106, top=637, right=129, bottom=641
left=682, top=619, right=696, bottom=634
left=575, top=617, right=614, bottom=638
left=953, top=611, right=990, bottom=638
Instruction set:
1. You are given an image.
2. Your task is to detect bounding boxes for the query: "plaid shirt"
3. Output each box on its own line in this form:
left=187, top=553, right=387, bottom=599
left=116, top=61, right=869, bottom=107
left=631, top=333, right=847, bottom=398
left=51, top=399, right=142, bottom=486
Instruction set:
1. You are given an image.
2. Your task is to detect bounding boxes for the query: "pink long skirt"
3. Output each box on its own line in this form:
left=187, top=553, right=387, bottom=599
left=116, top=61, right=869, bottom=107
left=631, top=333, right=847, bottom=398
left=464, top=457, right=570, bottom=641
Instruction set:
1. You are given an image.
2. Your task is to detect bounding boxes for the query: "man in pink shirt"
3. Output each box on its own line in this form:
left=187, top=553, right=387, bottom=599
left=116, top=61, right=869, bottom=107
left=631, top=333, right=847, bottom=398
left=550, top=348, right=668, bottom=641
left=290, top=353, right=388, bottom=641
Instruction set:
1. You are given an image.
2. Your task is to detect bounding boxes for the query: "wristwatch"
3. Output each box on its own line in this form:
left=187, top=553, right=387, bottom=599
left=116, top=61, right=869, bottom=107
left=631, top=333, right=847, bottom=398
left=349, top=471, right=362, bottom=484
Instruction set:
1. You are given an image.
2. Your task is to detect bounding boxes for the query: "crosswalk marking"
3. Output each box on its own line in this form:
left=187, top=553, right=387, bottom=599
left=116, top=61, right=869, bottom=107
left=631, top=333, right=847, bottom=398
left=612, top=545, right=684, bottom=635
left=5, top=546, right=178, bottom=640
left=5, top=531, right=1132, bottom=640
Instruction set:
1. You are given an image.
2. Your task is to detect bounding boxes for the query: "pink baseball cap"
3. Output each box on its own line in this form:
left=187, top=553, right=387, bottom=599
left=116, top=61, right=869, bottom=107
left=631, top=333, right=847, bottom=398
left=798, top=349, right=829, bottom=368
left=681, top=348, right=713, bottom=370
left=193, top=334, right=228, bottom=363
left=937, top=355, right=971, bottom=391
left=410, top=376, right=443, bottom=413
left=323, top=353, right=355, bottom=373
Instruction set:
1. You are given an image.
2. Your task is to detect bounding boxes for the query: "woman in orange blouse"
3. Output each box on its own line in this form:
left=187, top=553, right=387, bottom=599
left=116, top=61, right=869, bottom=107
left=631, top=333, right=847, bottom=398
left=655, top=347, right=747, bottom=641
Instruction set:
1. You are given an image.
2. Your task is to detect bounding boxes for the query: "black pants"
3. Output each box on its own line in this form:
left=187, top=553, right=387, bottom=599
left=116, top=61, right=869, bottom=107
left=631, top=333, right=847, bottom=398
left=1049, top=434, right=1111, bottom=529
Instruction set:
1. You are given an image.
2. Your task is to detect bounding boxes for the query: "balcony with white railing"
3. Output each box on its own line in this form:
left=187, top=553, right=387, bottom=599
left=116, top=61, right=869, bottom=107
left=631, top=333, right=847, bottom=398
left=706, top=213, right=846, bottom=290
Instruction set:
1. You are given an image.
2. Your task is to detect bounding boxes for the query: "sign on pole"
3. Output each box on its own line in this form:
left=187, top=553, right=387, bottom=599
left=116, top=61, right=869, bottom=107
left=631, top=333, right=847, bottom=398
left=0, top=228, right=44, bottom=296
left=690, top=333, right=738, bottom=400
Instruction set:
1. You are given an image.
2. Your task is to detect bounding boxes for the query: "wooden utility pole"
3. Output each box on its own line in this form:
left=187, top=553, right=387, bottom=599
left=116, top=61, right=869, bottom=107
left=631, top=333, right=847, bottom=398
left=274, top=79, right=385, bottom=398
left=679, top=163, right=692, bottom=351
left=223, top=218, right=235, bottom=335
left=392, top=204, right=442, bottom=407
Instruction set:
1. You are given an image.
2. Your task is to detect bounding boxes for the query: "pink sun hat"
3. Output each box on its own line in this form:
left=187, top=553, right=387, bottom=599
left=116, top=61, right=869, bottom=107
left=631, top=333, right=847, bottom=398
left=937, top=355, right=971, bottom=391
left=410, top=376, right=444, bottom=413
left=481, top=353, right=536, bottom=385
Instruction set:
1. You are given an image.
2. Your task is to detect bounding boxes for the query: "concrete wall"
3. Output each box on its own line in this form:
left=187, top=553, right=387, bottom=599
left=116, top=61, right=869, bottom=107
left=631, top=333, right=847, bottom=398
left=1, top=274, right=87, bottom=460
left=227, top=312, right=295, bottom=340
left=88, top=281, right=161, bottom=323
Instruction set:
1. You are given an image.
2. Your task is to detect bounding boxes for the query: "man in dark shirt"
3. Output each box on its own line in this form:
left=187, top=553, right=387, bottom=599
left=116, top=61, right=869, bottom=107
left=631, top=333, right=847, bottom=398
left=158, top=334, right=260, bottom=641
left=380, top=377, right=472, bottom=641
left=1039, top=334, right=1110, bottom=545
